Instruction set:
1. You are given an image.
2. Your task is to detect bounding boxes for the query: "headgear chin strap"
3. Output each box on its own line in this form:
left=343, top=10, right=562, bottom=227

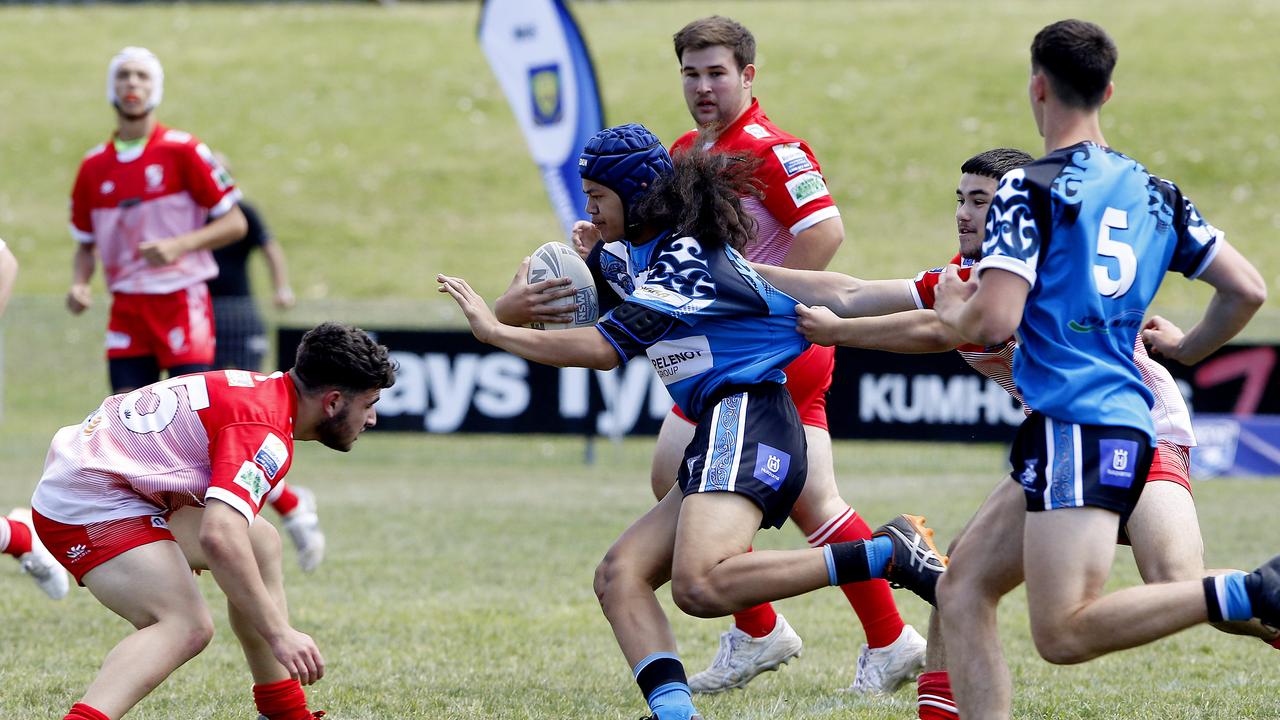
left=578, top=123, right=674, bottom=236
left=107, top=47, right=164, bottom=112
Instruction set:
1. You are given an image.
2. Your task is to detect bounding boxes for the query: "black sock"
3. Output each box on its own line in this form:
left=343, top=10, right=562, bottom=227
left=828, top=540, right=872, bottom=586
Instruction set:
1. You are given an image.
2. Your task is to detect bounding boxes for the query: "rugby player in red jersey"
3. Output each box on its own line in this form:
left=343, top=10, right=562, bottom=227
left=67, top=47, right=247, bottom=393
left=31, top=322, right=394, bottom=720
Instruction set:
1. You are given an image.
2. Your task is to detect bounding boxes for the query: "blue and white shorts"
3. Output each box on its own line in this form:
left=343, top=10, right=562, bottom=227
left=677, top=383, right=808, bottom=529
left=1010, top=412, right=1153, bottom=520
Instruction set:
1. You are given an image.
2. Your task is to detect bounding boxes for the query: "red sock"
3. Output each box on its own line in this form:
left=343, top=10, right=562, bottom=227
left=270, top=483, right=301, bottom=516
left=917, top=670, right=958, bottom=720
left=3, top=516, right=33, bottom=557
left=808, top=508, right=905, bottom=648
left=253, top=678, right=313, bottom=720
left=64, top=703, right=110, bottom=720
left=731, top=546, right=779, bottom=638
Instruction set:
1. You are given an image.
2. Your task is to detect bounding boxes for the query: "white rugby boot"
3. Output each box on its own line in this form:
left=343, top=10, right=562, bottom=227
left=281, top=486, right=326, bottom=573
left=688, top=614, right=803, bottom=694
left=847, top=624, right=927, bottom=695
left=7, top=508, right=69, bottom=600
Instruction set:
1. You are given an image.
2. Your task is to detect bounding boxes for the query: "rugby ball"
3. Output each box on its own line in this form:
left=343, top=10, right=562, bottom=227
left=526, top=241, right=599, bottom=330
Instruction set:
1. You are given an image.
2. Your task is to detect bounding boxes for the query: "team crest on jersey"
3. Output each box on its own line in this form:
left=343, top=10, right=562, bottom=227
left=785, top=172, right=829, bottom=208
left=234, top=461, right=270, bottom=504
left=528, top=63, right=563, bottom=126
left=99, top=180, right=115, bottom=195
left=743, top=124, right=771, bottom=139
left=253, top=433, right=289, bottom=480
left=772, top=143, right=813, bottom=176
left=145, top=164, right=165, bottom=190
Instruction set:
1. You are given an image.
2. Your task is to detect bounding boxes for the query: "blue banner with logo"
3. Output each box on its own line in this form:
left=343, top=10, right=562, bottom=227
left=478, top=0, right=604, bottom=236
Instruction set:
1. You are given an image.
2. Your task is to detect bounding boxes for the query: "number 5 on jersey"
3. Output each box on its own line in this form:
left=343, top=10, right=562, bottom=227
left=1094, top=207, right=1135, bottom=298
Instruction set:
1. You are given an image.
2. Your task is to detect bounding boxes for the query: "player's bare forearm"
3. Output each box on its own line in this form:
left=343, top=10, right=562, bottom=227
left=781, top=216, right=844, bottom=271
left=935, top=267, right=1026, bottom=346
left=199, top=500, right=289, bottom=641
left=839, top=310, right=962, bottom=353
left=262, top=240, right=292, bottom=294
left=71, top=243, right=96, bottom=285
left=1159, top=242, right=1266, bottom=364
left=187, top=204, right=249, bottom=252
left=759, top=264, right=916, bottom=318
left=488, top=324, right=620, bottom=370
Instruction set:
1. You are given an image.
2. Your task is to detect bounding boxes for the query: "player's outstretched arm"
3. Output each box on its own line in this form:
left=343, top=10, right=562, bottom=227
left=798, top=305, right=962, bottom=353
left=1145, top=241, right=1266, bottom=364
left=438, top=273, right=619, bottom=370
left=753, top=263, right=916, bottom=317
left=493, top=257, right=577, bottom=326
left=199, top=499, right=324, bottom=685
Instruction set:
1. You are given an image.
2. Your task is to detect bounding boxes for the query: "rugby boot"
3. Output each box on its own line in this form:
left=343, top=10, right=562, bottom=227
left=1246, top=554, right=1280, bottom=627
left=688, top=615, right=802, bottom=693
left=872, top=514, right=948, bottom=606
left=846, top=624, right=927, bottom=695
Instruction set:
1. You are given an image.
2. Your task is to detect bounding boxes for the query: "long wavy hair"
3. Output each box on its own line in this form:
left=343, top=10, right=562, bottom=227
left=629, top=149, right=761, bottom=253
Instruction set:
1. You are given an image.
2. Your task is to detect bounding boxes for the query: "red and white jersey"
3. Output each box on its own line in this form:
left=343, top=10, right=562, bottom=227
left=912, top=255, right=1195, bottom=445
left=70, top=123, right=240, bottom=295
left=671, top=99, right=839, bottom=266
left=33, top=370, right=296, bottom=527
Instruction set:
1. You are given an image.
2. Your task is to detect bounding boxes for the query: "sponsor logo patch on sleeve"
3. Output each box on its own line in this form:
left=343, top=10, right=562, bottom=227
left=253, top=433, right=289, bottom=480
left=225, top=369, right=255, bottom=387
left=772, top=143, right=814, bottom=176
left=785, top=172, right=830, bottom=208
left=234, top=461, right=270, bottom=505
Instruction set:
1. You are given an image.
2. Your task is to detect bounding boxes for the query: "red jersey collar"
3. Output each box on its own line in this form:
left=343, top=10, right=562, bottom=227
left=707, top=98, right=763, bottom=148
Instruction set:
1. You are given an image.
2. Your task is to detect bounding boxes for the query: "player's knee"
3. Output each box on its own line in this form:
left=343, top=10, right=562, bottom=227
left=1029, top=623, right=1092, bottom=665
left=593, top=547, right=633, bottom=612
left=1139, top=554, right=1204, bottom=584
left=175, top=612, right=216, bottom=660
left=670, top=574, right=729, bottom=618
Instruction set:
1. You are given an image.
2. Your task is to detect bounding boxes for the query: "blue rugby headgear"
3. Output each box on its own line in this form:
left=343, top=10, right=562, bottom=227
left=578, top=124, right=674, bottom=221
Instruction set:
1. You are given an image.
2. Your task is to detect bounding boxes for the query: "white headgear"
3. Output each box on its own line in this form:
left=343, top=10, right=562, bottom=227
left=106, top=47, right=164, bottom=111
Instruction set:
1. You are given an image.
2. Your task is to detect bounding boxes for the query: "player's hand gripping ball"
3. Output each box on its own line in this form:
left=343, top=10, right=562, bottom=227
left=525, top=241, right=599, bottom=330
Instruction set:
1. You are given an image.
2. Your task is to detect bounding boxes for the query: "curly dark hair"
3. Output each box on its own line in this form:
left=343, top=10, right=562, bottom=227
left=629, top=150, right=761, bottom=253
left=293, top=322, right=396, bottom=395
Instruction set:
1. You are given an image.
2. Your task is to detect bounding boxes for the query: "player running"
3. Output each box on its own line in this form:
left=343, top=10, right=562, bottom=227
left=440, top=123, right=945, bottom=720
left=766, top=146, right=1280, bottom=719
left=67, top=47, right=246, bottom=393
left=497, top=15, right=922, bottom=696
left=928, top=21, right=1275, bottom=718
left=32, top=322, right=394, bottom=720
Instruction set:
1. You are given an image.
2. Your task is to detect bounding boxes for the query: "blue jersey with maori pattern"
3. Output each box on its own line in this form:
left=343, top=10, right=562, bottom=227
left=593, top=231, right=809, bottom=420
left=978, top=142, right=1221, bottom=441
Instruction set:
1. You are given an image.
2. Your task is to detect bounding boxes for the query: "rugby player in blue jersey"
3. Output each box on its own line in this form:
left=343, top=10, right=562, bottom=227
left=926, top=19, right=1275, bottom=719
left=438, top=124, right=945, bottom=720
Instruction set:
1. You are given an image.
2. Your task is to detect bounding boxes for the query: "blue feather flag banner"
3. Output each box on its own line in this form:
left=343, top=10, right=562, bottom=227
left=479, top=0, right=605, bottom=236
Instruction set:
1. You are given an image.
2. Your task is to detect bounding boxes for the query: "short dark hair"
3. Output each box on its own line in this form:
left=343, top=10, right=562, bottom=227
left=961, top=148, right=1035, bottom=181
left=674, top=16, right=755, bottom=73
left=293, top=322, right=395, bottom=394
left=1031, top=19, right=1117, bottom=109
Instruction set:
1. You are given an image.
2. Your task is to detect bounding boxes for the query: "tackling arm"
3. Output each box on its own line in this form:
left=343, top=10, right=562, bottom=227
left=754, top=263, right=917, bottom=317
left=798, top=305, right=963, bottom=352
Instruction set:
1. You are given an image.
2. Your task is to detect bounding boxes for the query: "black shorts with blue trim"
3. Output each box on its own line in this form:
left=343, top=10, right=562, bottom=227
left=1009, top=412, right=1153, bottom=520
left=676, top=383, right=808, bottom=529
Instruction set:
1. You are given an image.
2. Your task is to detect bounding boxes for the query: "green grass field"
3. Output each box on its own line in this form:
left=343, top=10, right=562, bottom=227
left=1, top=1, right=1279, bottom=718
